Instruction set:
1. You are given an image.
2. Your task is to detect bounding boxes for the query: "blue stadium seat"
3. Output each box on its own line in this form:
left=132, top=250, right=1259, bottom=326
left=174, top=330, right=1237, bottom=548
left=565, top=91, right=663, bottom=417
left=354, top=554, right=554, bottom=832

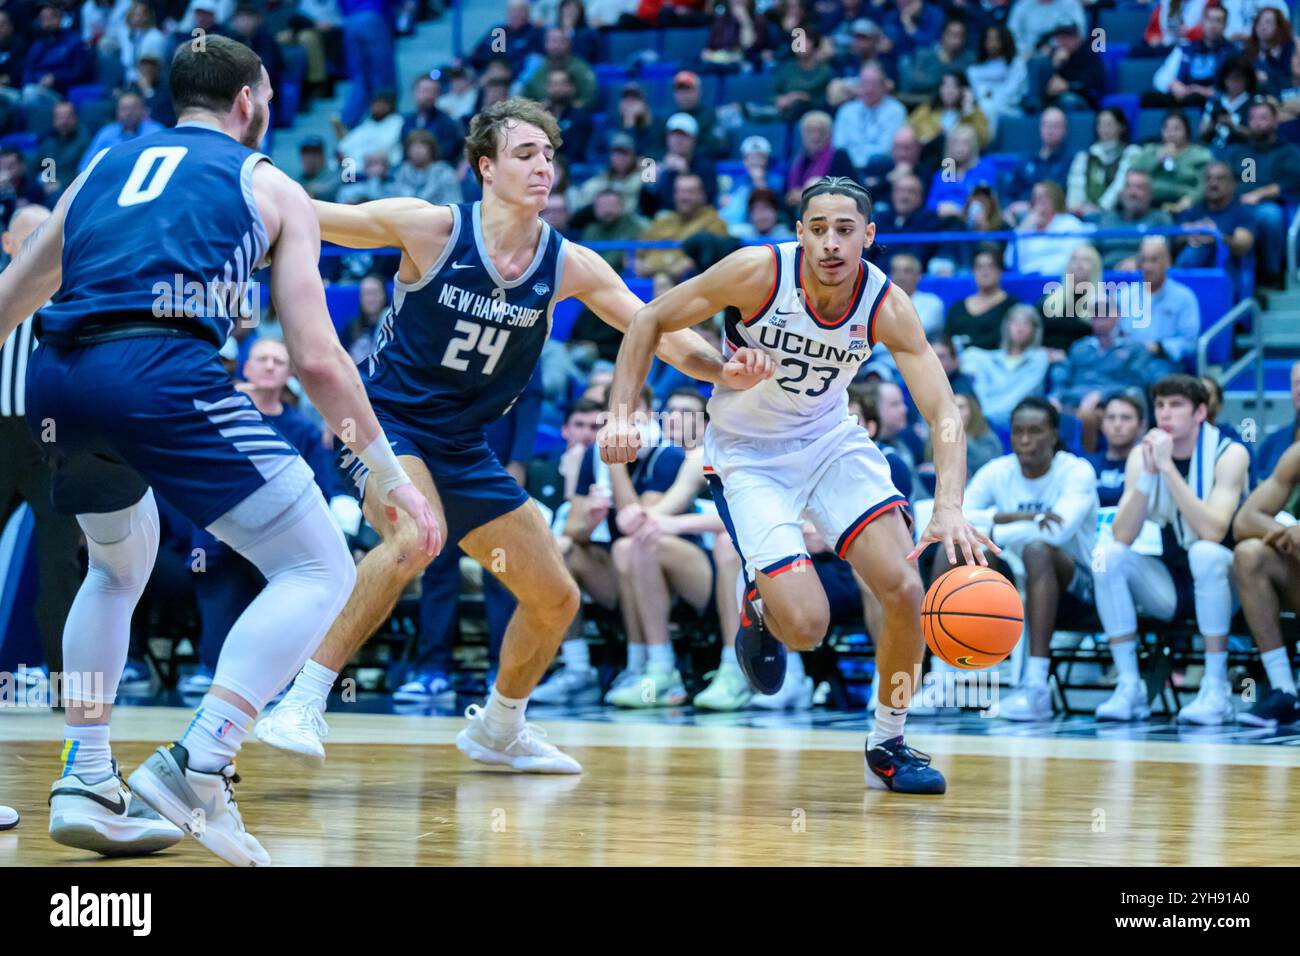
left=551, top=296, right=583, bottom=342
left=603, top=30, right=658, bottom=65
left=1098, top=5, right=1153, bottom=44
left=992, top=113, right=1040, bottom=153
left=722, top=70, right=778, bottom=106
left=1118, top=57, right=1163, bottom=95
left=0, top=132, right=38, bottom=154
left=662, top=26, right=712, bottom=63
left=324, top=284, right=361, bottom=333
left=67, top=84, right=106, bottom=107
left=1100, top=41, right=1131, bottom=94
left=1065, top=110, right=1097, bottom=156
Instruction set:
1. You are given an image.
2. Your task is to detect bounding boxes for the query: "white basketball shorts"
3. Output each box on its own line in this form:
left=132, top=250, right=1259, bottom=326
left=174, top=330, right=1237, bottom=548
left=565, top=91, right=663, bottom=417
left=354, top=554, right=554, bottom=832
left=703, top=417, right=911, bottom=580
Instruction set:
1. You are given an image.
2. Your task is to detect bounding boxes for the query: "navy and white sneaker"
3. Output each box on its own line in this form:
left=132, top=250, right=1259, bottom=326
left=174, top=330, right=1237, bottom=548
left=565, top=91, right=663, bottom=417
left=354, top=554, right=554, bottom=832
left=393, top=669, right=456, bottom=703
left=865, top=736, right=947, bottom=794
left=1239, top=689, right=1300, bottom=728
left=736, top=586, right=787, bottom=695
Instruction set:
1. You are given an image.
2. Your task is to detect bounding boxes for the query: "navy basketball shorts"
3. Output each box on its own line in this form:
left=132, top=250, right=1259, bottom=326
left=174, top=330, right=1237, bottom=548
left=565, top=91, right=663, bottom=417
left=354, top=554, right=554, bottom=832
left=25, top=335, right=305, bottom=527
left=342, top=406, right=528, bottom=546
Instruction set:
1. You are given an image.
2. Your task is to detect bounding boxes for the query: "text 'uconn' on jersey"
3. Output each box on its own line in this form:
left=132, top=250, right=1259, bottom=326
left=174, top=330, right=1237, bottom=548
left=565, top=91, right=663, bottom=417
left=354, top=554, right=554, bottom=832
left=363, top=201, right=567, bottom=434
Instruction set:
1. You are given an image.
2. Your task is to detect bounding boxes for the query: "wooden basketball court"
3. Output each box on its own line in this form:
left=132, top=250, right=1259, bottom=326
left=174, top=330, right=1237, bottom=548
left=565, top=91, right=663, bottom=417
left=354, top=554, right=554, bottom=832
left=3, top=706, right=1298, bottom=866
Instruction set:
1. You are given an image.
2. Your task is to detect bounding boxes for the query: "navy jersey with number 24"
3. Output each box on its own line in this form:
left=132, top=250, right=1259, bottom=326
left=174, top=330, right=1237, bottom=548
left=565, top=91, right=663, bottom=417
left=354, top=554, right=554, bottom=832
left=363, top=201, right=568, bottom=435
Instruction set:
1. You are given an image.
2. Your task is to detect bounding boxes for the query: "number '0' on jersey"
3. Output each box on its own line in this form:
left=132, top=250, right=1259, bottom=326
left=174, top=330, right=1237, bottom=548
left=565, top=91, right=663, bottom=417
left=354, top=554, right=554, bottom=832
left=709, top=242, right=892, bottom=442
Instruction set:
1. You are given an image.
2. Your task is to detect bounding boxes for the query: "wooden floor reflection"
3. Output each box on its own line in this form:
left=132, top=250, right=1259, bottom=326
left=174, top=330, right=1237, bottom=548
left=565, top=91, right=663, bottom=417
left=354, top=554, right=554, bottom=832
left=2, top=709, right=1298, bottom=866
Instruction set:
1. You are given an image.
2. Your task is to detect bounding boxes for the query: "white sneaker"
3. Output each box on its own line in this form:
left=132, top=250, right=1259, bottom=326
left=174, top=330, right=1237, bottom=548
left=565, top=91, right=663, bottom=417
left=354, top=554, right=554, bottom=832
left=48, top=765, right=184, bottom=857
left=530, top=667, right=602, bottom=705
left=127, top=744, right=270, bottom=867
left=603, top=666, right=644, bottom=704
left=693, top=665, right=753, bottom=711
left=0, top=805, right=16, bottom=830
left=1177, top=679, right=1236, bottom=726
left=455, top=704, right=582, bottom=773
left=998, top=682, right=1054, bottom=721
left=750, top=674, right=814, bottom=710
left=605, top=666, right=688, bottom=708
left=1095, top=679, right=1151, bottom=721
left=254, top=696, right=328, bottom=762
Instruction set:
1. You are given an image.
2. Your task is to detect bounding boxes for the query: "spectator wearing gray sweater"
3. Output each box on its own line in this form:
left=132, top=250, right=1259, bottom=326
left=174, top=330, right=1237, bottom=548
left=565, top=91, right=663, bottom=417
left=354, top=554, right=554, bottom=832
left=392, top=130, right=462, bottom=205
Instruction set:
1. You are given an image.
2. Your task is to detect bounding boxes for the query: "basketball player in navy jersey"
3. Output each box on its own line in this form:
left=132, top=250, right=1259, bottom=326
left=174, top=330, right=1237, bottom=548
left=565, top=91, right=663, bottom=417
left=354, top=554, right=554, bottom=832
left=256, top=96, right=772, bottom=771
left=0, top=36, right=437, bottom=865
left=601, top=177, right=997, bottom=794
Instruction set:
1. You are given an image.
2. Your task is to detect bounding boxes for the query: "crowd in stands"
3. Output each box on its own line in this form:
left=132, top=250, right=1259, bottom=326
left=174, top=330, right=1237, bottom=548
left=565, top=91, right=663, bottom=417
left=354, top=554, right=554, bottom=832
left=9, top=0, right=1300, bottom=726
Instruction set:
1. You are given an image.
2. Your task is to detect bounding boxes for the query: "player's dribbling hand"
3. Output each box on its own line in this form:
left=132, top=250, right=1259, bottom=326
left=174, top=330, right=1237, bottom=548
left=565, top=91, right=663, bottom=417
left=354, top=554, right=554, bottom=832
left=386, top=483, right=442, bottom=557
left=721, top=348, right=775, bottom=391
left=598, top=418, right=642, bottom=465
left=906, top=503, right=1001, bottom=566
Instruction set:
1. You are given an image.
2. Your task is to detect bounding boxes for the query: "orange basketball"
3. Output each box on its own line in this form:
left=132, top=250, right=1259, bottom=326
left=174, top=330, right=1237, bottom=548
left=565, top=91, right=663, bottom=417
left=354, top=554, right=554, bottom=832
left=922, top=565, right=1024, bottom=669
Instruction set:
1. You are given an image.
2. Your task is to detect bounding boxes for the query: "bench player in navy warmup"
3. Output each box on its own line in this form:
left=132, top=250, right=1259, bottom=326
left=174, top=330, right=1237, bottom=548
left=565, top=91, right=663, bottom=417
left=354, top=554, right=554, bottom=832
left=0, top=37, right=437, bottom=866
left=256, top=97, right=773, bottom=771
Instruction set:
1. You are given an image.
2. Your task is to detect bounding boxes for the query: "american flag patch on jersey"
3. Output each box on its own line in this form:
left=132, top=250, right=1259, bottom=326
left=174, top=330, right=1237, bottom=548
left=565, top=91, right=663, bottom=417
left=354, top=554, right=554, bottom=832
left=849, top=324, right=866, bottom=339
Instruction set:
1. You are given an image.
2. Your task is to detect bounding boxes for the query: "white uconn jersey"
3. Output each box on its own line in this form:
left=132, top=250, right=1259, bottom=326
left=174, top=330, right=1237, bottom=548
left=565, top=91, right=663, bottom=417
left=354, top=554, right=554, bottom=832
left=708, top=242, right=893, bottom=441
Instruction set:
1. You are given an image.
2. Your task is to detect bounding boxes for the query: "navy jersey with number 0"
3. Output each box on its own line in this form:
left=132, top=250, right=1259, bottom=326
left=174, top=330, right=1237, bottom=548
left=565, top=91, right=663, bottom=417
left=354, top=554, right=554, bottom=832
left=37, top=124, right=269, bottom=347
left=363, top=201, right=567, bottom=434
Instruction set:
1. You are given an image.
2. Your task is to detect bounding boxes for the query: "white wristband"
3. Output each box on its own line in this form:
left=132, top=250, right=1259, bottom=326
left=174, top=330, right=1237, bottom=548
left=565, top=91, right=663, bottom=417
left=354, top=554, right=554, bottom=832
left=1136, top=471, right=1156, bottom=495
left=358, top=435, right=410, bottom=498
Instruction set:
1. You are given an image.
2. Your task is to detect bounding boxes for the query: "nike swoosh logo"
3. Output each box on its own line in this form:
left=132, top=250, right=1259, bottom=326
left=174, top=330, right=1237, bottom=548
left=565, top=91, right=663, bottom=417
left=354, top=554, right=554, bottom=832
left=774, top=308, right=802, bottom=316
left=502, top=703, right=517, bottom=709
left=889, top=710, right=906, bottom=716
left=50, top=787, right=127, bottom=815
left=451, top=262, right=474, bottom=269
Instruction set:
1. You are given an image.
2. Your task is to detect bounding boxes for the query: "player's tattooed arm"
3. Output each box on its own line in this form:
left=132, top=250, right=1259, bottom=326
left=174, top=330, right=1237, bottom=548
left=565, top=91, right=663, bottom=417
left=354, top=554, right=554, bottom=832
left=876, top=288, right=999, bottom=565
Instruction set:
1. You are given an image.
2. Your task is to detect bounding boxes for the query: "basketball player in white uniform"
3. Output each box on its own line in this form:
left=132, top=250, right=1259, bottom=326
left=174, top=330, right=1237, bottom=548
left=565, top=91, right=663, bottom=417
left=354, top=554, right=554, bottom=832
left=600, top=177, right=997, bottom=794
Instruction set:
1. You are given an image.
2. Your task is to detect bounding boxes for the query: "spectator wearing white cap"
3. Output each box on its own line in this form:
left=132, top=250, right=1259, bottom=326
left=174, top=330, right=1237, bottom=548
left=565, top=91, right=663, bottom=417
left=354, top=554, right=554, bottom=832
left=718, top=134, right=782, bottom=227
left=174, top=0, right=235, bottom=34
left=128, top=46, right=173, bottom=126
left=640, top=111, right=719, bottom=218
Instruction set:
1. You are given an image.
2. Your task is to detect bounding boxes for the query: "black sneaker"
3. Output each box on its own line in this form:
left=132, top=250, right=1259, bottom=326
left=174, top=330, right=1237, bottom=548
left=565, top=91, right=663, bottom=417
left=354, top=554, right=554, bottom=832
left=735, top=585, right=787, bottom=695
left=1239, top=689, right=1300, bottom=728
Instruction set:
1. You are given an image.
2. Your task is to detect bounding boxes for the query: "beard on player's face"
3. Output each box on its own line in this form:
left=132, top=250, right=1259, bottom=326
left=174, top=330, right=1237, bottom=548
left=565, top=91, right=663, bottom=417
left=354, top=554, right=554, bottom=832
left=240, top=98, right=269, bottom=149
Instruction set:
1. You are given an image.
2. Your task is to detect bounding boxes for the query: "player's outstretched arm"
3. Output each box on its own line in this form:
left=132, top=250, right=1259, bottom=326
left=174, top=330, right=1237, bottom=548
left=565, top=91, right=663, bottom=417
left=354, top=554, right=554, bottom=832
left=259, top=167, right=440, bottom=554
left=563, top=243, right=773, bottom=393
left=875, top=288, right=999, bottom=565
left=312, top=197, right=434, bottom=250
left=589, top=245, right=774, bottom=464
left=1234, top=443, right=1300, bottom=542
left=0, top=190, right=70, bottom=344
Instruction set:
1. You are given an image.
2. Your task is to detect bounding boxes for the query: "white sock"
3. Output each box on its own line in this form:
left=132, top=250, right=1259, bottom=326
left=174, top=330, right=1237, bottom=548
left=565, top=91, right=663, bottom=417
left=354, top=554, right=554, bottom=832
left=719, top=644, right=740, bottom=673
left=786, top=650, right=805, bottom=681
left=286, top=659, right=337, bottom=709
left=1204, top=649, right=1228, bottom=685
left=561, top=638, right=590, bottom=672
left=181, top=695, right=252, bottom=772
left=1110, top=639, right=1140, bottom=683
left=60, top=724, right=113, bottom=782
left=868, top=701, right=906, bottom=749
left=647, top=642, right=675, bottom=672
left=627, top=643, right=647, bottom=672
left=484, top=687, right=526, bottom=737
left=1025, top=656, right=1051, bottom=687
left=1262, top=647, right=1298, bottom=696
